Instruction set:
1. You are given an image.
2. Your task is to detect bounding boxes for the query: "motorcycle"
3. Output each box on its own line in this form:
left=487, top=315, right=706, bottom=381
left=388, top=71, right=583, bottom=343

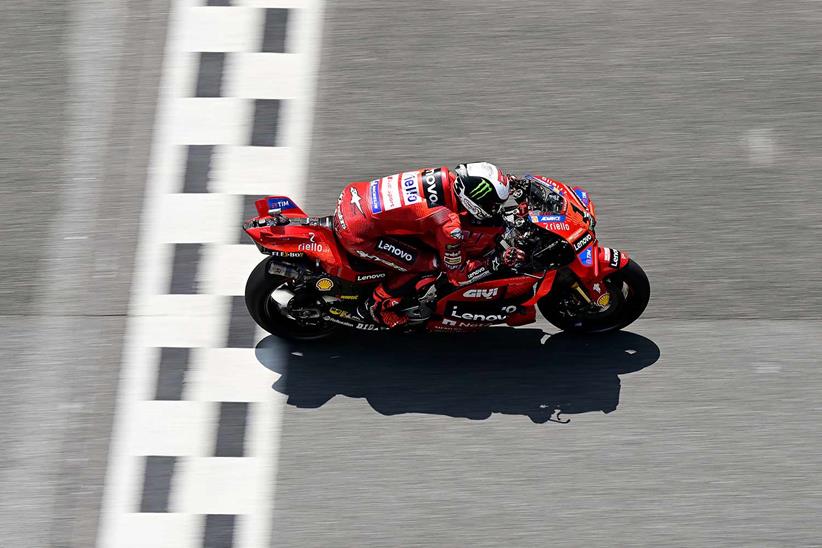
left=242, top=174, right=650, bottom=340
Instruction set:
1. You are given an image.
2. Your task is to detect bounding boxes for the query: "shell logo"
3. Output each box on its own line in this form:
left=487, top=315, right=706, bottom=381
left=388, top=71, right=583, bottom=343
left=315, top=278, right=334, bottom=291
left=596, top=293, right=611, bottom=307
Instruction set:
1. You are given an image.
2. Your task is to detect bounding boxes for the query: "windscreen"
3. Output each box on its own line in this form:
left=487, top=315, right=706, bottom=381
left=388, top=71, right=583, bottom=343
left=527, top=178, right=565, bottom=215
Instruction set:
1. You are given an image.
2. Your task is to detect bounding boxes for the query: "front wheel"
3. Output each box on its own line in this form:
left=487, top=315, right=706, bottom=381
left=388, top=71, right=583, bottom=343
left=538, top=259, right=650, bottom=334
left=245, top=258, right=338, bottom=341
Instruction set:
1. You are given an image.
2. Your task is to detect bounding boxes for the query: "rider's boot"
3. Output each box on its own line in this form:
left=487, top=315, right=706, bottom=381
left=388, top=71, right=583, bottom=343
left=360, top=273, right=441, bottom=329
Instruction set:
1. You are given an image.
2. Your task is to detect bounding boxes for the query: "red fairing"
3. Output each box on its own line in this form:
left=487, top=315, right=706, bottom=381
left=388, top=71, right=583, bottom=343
left=426, top=275, right=542, bottom=331
left=567, top=242, right=630, bottom=300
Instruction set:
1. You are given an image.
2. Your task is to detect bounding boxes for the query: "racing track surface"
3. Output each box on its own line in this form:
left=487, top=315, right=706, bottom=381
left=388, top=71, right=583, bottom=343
left=270, top=0, right=822, bottom=545
left=2, top=1, right=821, bottom=546
left=0, top=0, right=167, bottom=545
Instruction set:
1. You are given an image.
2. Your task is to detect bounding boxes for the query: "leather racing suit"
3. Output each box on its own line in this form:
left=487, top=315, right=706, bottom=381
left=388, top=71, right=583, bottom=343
left=333, top=167, right=498, bottom=326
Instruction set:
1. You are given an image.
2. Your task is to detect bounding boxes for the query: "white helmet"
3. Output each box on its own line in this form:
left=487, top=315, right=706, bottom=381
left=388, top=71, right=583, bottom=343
left=453, top=162, right=510, bottom=220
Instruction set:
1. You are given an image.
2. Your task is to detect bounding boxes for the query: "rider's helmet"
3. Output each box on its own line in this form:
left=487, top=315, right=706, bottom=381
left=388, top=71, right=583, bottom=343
left=453, top=162, right=510, bottom=220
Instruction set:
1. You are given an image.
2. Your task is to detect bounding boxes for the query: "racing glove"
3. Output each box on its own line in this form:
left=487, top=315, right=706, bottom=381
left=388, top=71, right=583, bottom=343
left=501, top=247, right=527, bottom=269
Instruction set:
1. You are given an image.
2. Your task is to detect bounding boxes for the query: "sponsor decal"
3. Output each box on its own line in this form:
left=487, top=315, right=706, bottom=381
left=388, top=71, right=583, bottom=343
left=422, top=168, right=445, bottom=208
left=449, top=228, right=463, bottom=240
left=356, top=250, right=407, bottom=272
left=609, top=249, right=621, bottom=268
left=315, top=278, right=334, bottom=291
left=356, top=272, right=386, bottom=282
left=469, top=180, right=494, bottom=200
left=596, top=293, right=611, bottom=307
left=297, top=232, right=324, bottom=252
left=441, top=318, right=480, bottom=327
left=400, top=171, right=421, bottom=206
left=443, top=243, right=462, bottom=268
left=376, top=238, right=417, bottom=264
left=547, top=222, right=570, bottom=232
left=339, top=295, right=359, bottom=300
left=578, top=246, right=593, bottom=266
left=267, top=197, right=296, bottom=211
left=593, top=283, right=602, bottom=293
left=459, top=265, right=493, bottom=285
left=572, top=232, right=593, bottom=252
left=467, top=266, right=489, bottom=280
left=380, top=174, right=401, bottom=211
left=329, top=307, right=361, bottom=321
left=335, top=199, right=348, bottom=230
left=532, top=214, right=565, bottom=223
left=463, top=287, right=501, bottom=299
left=447, top=303, right=518, bottom=323
left=270, top=250, right=304, bottom=258
left=573, top=187, right=590, bottom=207
left=369, top=180, right=382, bottom=214
left=326, top=316, right=382, bottom=330
left=350, top=187, right=364, bottom=215
left=444, top=253, right=462, bottom=268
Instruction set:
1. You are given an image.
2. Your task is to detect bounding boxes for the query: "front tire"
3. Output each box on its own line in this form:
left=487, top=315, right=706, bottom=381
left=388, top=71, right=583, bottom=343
left=538, top=259, right=650, bottom=334
left=245, top=258, right=338, bottom=341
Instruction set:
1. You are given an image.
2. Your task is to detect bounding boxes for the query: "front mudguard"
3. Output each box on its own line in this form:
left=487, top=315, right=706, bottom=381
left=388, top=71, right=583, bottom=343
left=566, top=243, right=631, bottom=302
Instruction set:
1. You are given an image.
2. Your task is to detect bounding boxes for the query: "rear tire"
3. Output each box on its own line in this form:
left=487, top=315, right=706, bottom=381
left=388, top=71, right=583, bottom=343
left=245, top=258, right=338, bottom=341
left=538, top=259, right=650, bottom=334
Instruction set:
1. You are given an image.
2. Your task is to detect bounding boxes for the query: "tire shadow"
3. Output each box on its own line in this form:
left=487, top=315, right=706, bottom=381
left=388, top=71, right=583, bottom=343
left=255, top=329, right=661, bottom=423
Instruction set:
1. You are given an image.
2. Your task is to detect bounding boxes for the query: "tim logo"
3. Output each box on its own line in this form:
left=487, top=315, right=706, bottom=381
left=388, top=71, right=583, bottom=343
left=463, top=287, right=501, bottom=299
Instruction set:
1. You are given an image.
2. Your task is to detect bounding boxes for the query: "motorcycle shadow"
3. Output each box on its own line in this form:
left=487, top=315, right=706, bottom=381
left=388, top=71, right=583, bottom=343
left=255, top=329, right=661, bottom=423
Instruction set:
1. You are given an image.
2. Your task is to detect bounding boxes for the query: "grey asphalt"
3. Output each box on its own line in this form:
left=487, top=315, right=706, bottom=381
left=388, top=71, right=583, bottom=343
left=2, top=0, right=821, bottom=546
left=267, top=0, right=822, bottom=545
left=0, top=0, right=167, bottom=546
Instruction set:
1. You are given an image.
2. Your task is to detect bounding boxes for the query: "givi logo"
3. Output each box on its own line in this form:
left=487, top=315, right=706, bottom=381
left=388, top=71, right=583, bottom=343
left=463, top=288, right=499, bottom=299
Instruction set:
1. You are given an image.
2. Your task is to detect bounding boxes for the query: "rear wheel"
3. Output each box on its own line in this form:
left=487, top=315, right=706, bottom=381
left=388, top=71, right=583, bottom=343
left=245, top=258, right=338, bottom=341
left=538, top=259, right=650, bottom=334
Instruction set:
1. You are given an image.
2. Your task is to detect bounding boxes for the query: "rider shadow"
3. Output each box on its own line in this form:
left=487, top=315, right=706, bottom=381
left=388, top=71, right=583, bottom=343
left=255, top=329, right=661, bottom=423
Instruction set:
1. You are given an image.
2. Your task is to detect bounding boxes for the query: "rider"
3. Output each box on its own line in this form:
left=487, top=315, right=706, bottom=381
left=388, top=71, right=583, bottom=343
left=333, top=162, right=527, bottom=328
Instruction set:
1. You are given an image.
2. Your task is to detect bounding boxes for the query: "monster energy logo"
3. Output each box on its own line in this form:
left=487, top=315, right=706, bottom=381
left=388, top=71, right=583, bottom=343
left=469, top=180, right=493, bottom=199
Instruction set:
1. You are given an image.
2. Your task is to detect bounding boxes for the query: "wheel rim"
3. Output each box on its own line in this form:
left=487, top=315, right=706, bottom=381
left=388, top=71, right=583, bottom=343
left=555, top=276, right=636, bottom=332
left=261, top=280, right=336, bottom=338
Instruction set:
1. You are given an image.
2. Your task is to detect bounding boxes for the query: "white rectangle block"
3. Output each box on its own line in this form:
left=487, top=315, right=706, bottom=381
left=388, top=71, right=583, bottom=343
left=225, top=53, right=301, bottom=99
left=180, top=7, right=264, bottom=52
left=110, top=513, right=200, bottom=548
left=168, top=98, right=252, bottom=145
left=210, top=145, right=298, bottom=195
left=128, top=401, right=218, bottom=457
left=200, top=244, right=264, bottom=296
left=172, top=456, right=264, bottom=514
left=156, top=193, right=239, bottom=244
left=187, top=347, right=282, bottom=402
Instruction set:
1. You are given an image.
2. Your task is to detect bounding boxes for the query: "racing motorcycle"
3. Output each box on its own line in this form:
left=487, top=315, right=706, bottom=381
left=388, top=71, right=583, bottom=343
left=242, top=174, right=650, bottom=340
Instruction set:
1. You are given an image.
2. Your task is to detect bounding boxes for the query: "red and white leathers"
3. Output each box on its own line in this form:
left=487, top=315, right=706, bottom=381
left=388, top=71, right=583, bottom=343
left=333, top=167, right=499, bottom=327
